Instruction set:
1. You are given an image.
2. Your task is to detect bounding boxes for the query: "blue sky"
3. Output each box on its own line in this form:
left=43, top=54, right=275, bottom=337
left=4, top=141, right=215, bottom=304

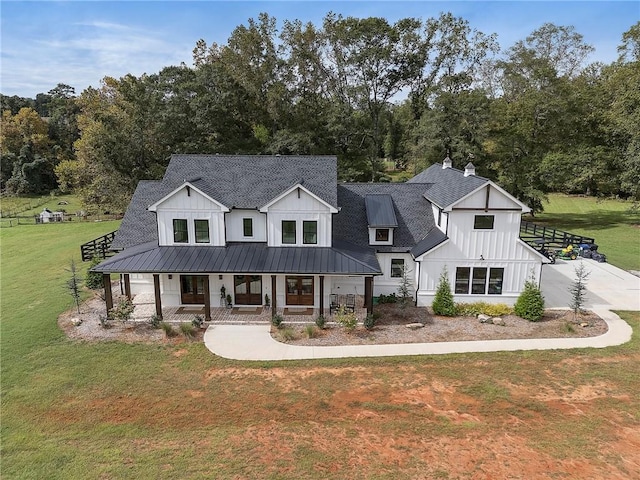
left=1, top=1, right=638, bottom=98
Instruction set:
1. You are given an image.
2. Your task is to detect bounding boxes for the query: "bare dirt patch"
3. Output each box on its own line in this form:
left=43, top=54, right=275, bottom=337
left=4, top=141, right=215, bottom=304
left=275, top=304, right=607, bottom=346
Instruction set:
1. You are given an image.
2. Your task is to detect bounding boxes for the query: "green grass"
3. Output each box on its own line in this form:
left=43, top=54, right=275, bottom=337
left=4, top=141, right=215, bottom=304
left=528, top=193, right=640, bottom=270
left=2, top=197, right=640, bottom=479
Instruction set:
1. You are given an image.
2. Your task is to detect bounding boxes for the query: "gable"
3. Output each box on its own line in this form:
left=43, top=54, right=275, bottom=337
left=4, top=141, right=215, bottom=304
left=260, top=184, right=337, bottom=213
left=449, top=182, right=530, bottom=213
left=148, top=183, right=229, bottom=212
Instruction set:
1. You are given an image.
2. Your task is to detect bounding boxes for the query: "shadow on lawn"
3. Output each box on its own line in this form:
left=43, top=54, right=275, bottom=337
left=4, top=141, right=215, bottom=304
left=527, top=210, right=640, bottom=231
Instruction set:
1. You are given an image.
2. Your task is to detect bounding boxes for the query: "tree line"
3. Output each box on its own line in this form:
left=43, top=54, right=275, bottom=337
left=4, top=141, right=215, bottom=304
left=1, top=13, right=638, bottom=214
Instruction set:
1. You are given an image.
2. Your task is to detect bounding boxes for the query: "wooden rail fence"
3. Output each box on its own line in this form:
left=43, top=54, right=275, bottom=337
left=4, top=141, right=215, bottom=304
left=520, top=220, right=595, bottom=248
left=81, top=231, right=118, bottom=261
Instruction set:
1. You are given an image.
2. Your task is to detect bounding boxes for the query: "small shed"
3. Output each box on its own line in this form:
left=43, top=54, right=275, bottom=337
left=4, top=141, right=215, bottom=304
left=39, top=208, right=64, bottom=223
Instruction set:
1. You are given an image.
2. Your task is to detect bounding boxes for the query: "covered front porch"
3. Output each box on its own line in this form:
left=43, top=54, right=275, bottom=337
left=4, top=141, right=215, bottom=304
left=128, top=292, right=368, bottom=324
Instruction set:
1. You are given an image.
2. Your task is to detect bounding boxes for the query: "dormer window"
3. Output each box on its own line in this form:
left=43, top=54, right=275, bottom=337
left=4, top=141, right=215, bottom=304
left=282, top=220, right=296, bottom=244
left=173, top=219, right=188, bottom=243
left=303, top=221, right=317, bottom=244
left=194, top=219, right=210, bottom=243
left=243, top=218, right=253, bottom=237
left=375, top=229, right=389, bottom=242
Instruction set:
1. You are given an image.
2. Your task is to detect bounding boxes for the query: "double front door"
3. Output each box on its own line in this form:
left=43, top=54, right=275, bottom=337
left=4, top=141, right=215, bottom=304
left=180, top=275, right=207, bottom=304
left=234, top=275, right=262, bottom=305
left=286, top=276, right=314, bottom=305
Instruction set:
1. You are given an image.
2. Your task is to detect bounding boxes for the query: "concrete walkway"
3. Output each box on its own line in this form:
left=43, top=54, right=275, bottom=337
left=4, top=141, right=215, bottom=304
left=204, top=258, right=638, bottom=361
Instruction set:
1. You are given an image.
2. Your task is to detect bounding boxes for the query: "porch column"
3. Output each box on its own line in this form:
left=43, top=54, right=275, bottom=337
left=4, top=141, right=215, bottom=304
left=103, top=274, right=113, bottom=311
left=153, top=274, right=163, bottom=319
left=271, top=275, right=277, bottom=316
left=123, top=274, right=132, bottom=300
left=364, top=276, right=373, bottom=315
left=319, top=276, right=325, bottom=316
left=204, top=275, right=211, bottom=321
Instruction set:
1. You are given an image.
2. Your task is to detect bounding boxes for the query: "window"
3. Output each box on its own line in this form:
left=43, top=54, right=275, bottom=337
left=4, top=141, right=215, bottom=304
left=375, top=228, right=389, bottom=242
left=243, top=218, right=253, bottom=237
left=391, top=259, right=405, bottom=278
left=194, top=219, right=210, bottom=243
left=471, top=268, right=487, bottom=294
left=282, top=220, right=296, bottom=244
left=455, top=267, right=504, bottom=295
left=455, top=267, right=470, bottom=294
left=303, top=221, right=317, bottom=244
left=173, top=219, right=188, bottom=243
left=437, top=209, right=442, bottom=227
left=474, top=215, right=494, bottom=229
left=488, top=268, right=504, bottom=294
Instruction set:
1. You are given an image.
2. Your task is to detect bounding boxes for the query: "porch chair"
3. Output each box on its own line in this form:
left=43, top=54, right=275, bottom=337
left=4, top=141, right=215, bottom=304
left=344, top=294, right=356, bottom=313
left=329, top=294, right=340, bottom=315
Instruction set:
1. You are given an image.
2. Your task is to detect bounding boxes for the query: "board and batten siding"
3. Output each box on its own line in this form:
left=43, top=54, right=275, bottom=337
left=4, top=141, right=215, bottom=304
left=226, top=210, right=267, bottom=242
left=154, top=187, right=226, bottom=246
left=265, top=188, right=332, bottom=246
left=453, top=184, right=523, bottom=210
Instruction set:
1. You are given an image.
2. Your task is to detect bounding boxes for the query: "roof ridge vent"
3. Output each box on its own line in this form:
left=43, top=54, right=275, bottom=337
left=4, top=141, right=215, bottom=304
left=442, top=156, right=452, bottom=169
left=464, top=162, right=476, bottom=177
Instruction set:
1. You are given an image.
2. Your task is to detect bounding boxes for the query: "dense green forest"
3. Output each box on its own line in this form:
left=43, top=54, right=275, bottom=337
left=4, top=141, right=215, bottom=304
left=1, top=13, right=638, bottom=214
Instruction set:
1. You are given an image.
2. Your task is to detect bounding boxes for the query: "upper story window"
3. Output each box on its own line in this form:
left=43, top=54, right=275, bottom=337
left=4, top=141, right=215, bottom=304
left=194, top=219, right=210, bottom=243
left=282, top=220, right=296, bottom=244
left=474, top=215, right=494, bottom=230
left=391, top=259, right=404, bottom=278
left=375, top=228, right=389, bottom=242
left=243, top=218, right=253, bottom=237
left=173, top=219, right=188, bottom=243
left=303, top=221, right=317, bottom=244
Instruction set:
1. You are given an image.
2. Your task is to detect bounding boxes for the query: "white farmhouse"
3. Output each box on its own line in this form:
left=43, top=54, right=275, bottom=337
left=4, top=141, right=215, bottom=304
left=93, top=155, right=546, bottom=319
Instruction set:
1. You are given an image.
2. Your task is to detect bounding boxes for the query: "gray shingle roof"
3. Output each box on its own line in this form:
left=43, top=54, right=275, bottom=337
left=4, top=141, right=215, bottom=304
left=163, top=155, right=337, bottom=209
left=111, top=181, right=161, bottom=250
left=407, top=163, right=487, bottom=208
left=334, top=183, right=438, bottom=253
left=410, top=229, right=448, bottom=257
left=365, top=194, right=398, bottom=227
left=93, top=242, right=381, bottom=275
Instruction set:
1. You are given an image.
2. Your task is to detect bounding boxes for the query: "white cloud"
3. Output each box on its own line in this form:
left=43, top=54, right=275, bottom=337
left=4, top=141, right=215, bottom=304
left=1, top=19, right=192, bottom=97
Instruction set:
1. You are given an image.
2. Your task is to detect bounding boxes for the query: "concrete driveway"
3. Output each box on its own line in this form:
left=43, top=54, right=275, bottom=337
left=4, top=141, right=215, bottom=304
left=541, top=258, right=640, bottom=311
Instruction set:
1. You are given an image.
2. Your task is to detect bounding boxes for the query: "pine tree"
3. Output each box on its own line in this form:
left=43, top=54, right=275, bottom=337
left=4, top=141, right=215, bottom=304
left=569, top=262, right=590, bottom=320
left=432, top=267, right=456, bottom=316
left=514, top=273, right=545, bottom=322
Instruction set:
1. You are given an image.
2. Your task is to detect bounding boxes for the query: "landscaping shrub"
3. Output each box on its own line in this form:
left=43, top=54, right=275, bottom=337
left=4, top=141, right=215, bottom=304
left=281, top=327, right=296, bottom=341
left=377, top=293, right=398, bottom=304
left=315, top=315, right=326, bottom=329
left=432, top=268, right=456, bottom=316
left=148, top=314, right=161, bottom=329
left=364, top=313, right=376, bottom=330
left=336, top=308, right=358, bottom=332
left=180, top=322, right=197, bottom=339
left=455, top=302, right=512, bottom=317
left=160, top=322, right=177, bottom=337
left=109, top=298, right=135, bottom=325
left=271, top=314, right=283, bottom=328
left=85, top=257, right=103, bottom=289
left=191, top=314, right=204, bottom=328
left=514, top=277, right=545, bottom=322
left=99, top=314, right=111, bottom=329
left=304, top=324, right=317, bottom=338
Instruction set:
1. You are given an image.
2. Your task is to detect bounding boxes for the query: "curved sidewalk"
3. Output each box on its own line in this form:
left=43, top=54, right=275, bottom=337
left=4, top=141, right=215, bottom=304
left=203, top=308, right=632, bottom=361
